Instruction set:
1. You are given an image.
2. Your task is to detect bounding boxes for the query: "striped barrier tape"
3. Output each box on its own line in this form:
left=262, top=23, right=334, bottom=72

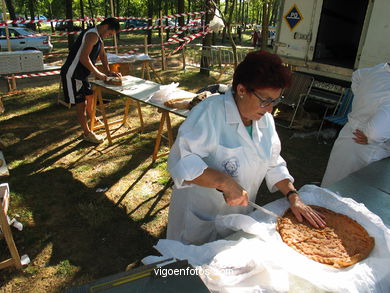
left=10, top=25, right=206, bottom=38
left=168, top=17, right=203, bottom=43
left=167, top=29, right=210, bottom=57
left=155, top=10, right=207, bottom=22
left=4, top=70, right=61, bottom=79
left=0, top=10, right=207, bottom=26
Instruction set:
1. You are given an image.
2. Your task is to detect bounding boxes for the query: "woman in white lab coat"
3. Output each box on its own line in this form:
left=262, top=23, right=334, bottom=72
left=167, top=51, right=326, bottom=245
left=321, top=63, right=390, bottom=187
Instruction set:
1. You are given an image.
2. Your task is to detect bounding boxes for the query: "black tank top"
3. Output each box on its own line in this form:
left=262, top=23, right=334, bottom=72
left=61, top=26, right=102, bottom=80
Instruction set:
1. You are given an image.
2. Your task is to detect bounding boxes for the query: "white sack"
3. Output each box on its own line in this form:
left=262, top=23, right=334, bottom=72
left=144, top=185, right=390, bottom=293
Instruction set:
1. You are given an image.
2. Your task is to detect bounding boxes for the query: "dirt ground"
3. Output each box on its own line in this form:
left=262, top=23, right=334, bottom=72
left=0, top=68, right=336, bottom=292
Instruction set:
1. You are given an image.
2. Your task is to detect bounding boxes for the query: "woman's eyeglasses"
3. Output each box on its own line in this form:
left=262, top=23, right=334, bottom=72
left=250, top=90, right=284, bottom=108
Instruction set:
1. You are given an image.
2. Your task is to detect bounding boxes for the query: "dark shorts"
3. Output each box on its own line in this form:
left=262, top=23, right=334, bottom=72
left=61, top=74, right=93, bottom=104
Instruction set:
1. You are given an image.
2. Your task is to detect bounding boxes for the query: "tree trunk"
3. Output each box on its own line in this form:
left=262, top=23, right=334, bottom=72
left=4, top=0, right=16, bottom=23
left=147, top=0, right=153, bottom=44
left=200, top=0, right=213, bottom=76
left=261, top=0, right=269, bottom=50
left=177, top=0, right=185, bottom=27
left=48, top=1, right=55, bottom=32
left=65, top=0, right=75, bottom=49
left=115, top=0, right=120, bottom=40
left=28, top=0, right=36, bottom=30
left=115, top=0, right=120, bottom=17
left=227, top=0, right=238, bottom=67
left=87, top=0, right=95, bottom=26
left=156, top=1, right=162, bottom=38
left=165, top=0, right=170, bottom=41
left=80, top=0, right=85, bottom=30
left=270, top=0, right=279, bottom=26
left=221, top=0, right=229, bottom=44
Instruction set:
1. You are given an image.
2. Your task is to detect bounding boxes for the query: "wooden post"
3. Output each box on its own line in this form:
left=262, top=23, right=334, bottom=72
left=109, top=0, right=118, bottom=54
left=160, top=11, right=166, bottom=71
left=182, top=46, right=186, bottom=71
left=144, top=35, right=148, bottom=55
left=1, top=0, right=16, bottom=90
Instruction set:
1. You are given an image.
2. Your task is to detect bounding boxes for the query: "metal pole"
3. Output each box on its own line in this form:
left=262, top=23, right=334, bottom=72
left=109, top=0, right=118, bottom=54
left=1, top=0, right=16, bottom=90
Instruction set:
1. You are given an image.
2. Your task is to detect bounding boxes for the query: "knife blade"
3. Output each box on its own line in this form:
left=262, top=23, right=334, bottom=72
left=248, top=201, right=279, bottom=219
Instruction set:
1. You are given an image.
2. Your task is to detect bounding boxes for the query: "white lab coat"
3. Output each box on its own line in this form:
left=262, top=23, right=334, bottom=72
left=167, top=89, right=293, bottom=244
left=322, top=63, right=390, bottom=187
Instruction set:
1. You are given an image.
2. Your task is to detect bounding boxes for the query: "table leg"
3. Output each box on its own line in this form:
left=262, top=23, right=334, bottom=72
left=145, top=61, right=151, bottom=81
left=0, top=197, right=22, bottom=270
left=148, top=63, right=163, bottom=83
left=152, top=111, right=175, bottom=162
left=136, top=101, right=144, bottom=131
left=123, top=98, right=131, bottom=127
left=166, top=113, right=173, bottom=147
left=141, top=62, right=146, bottom=80
left=90, top=88, right=97, bottom=131
left=153, top=112, right=166, bottom=162
left=96, top=87, right=113, bottom=145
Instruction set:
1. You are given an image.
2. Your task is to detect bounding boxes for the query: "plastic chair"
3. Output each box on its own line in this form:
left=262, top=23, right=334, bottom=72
left=276, top=72, right=314, bottom=128
left=317, top=88, right=354, bottom=134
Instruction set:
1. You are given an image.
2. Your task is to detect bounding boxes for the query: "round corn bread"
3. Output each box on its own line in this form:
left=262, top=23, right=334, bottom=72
left=277, top=205, right=375, bottom=268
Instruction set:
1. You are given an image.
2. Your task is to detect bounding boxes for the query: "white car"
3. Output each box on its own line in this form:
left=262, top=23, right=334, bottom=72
left=0, top=27, right=53, bottom=53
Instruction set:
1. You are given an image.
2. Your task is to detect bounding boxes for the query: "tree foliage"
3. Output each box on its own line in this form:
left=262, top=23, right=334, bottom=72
left=3, top=0, right=279, bottom=27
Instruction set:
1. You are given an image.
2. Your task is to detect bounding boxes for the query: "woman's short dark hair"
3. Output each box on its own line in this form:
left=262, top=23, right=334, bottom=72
left=232, top=50, right=291, bottom=93
left=100, top=17, right=120, bottom=32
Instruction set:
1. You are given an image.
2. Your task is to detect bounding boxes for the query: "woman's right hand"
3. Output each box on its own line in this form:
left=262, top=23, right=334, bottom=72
left=220, top=178, right=249, bottom=206
left=95, top=71, right=107, bottom=81
left=188, top=168, right=249, bottom=206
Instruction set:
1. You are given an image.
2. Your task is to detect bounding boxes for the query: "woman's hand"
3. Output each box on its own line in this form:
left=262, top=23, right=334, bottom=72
left=95, top=71, right=107, bottom=81
left=108, top=71, right=122, bottom=77
left=353, top=129, right=368, bottom=145
left=220, top=178, right=249, bottom=206
left=289, top=194, right=326, bottom=229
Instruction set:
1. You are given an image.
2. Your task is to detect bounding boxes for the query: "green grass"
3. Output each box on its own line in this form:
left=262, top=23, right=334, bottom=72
left=56, top=260, right=76, bottom=276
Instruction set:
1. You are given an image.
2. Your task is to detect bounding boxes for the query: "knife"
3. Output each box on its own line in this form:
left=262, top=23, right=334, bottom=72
left=248, top=201, right=279, bottom=219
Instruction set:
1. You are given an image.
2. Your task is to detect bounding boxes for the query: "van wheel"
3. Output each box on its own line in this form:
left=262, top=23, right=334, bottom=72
left=24, top=47, right=38, bottom=51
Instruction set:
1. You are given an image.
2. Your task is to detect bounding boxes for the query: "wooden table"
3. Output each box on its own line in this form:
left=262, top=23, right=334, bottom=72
left=90, top=75, right=194, bottom=161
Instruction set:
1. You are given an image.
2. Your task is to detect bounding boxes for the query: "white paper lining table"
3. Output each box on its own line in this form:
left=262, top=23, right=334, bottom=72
left=90, top=75, right=195, bottom=160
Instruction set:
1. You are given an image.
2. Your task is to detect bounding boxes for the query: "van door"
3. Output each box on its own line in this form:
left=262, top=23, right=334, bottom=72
left=313, top=0, right=369, bottom=69
left=275, top=0, right=323, bottom=61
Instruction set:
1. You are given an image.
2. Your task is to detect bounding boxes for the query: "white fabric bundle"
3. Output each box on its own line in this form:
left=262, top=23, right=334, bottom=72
left=143, top=185, right=390, bottom=293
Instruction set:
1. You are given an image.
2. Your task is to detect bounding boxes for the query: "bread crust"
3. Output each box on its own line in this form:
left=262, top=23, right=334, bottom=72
left=104, top=76, right=122, bottom=86
left=277, top=205, right=375, bottom=268
left=164, top=97, right=193, bottom=109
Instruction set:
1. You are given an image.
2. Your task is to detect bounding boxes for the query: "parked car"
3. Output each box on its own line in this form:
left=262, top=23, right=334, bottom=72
left=187, top=19, right=203, bottom=33
left=0, top=27, right=53, bottom=53
left=55, top=21, right=82, bottom=32
left=35, top=15, right=47, bottom=21
left=125, top=19, right=148, bottom=29
left=154, top=19, right=176, bottom=27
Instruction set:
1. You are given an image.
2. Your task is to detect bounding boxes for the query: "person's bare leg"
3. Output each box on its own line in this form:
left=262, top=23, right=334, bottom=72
left=85, top=94, right=94, bottom=122
left=76, top=101, right=90, bottom=135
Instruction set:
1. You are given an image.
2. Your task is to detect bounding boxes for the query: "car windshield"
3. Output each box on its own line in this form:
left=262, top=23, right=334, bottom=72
left=17, top=28, right=37, bottom=35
